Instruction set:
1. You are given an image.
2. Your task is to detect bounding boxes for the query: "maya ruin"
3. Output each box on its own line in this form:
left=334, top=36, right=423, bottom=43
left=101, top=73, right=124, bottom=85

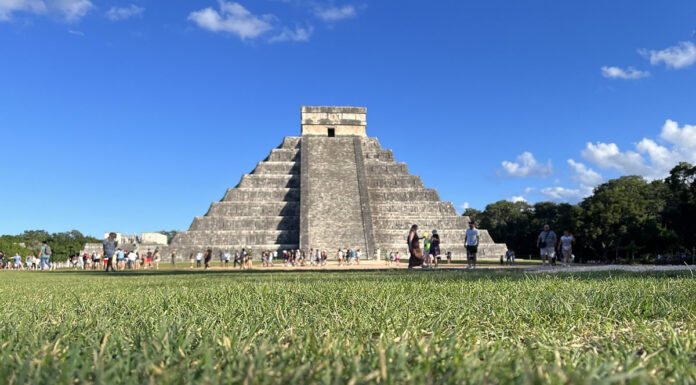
left=169, top=106, right=506, bottom=259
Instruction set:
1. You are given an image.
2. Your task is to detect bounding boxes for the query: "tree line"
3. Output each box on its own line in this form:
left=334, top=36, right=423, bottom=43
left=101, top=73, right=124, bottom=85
left=464, top=162, right=696, bottom=264
left=0, top=230, right=101, bottom=262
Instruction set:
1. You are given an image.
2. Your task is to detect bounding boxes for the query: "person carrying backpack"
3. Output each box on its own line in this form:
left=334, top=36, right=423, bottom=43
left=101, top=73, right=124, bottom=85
left=40, top=240, right=52, bottom=271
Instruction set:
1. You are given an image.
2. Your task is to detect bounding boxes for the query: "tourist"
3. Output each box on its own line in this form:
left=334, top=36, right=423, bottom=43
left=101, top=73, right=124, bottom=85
left=407, top=224, right=424, bottom=269
left=395, top=251, right=400, bottom=266
left=26, top=254, right=33, bottom=270
left=117, top=248, right=125, bottom=270
left=537, top=224, right=557, bottom=267
left=446, top=251, right=452, bottom=264
left=146, top=249, right=153, bottom=269
left=560, top=230, right=574, bottom=267
left=347, top=248, right=354, bottom=265
left=128, top=250, right=137, bottom=269
left=431, top=230, right=441, bottom=268
left=189, top=253, right=195, bottom=269
left=195, top=252, right=203, bottom=268
left=239, top=248, right=247, bottom=270
left=422, top=232, right=431, bottom=268
left=356, top=249, right=362, bottom=265
left=13, top=253, right=23, bottom=269
left=39, top=240, right=52, bottom=271
left=337, top=249, right=343, bottom=266
left=103, top=233, right=117, bottom=272
left=170, top=250, right=177, bottom=268
left=465, top=222, right=480, bottom=269
left=223, top=251, right=231, bottom=268
left=153, top=248, right=161, bottom=270
left=506, top=248, right=515, bottom=265
left=204, top=248, right=212, bottom=270
left=271, top=250, right=276, bottom=266
left=92, top=251, right=100, bottom=270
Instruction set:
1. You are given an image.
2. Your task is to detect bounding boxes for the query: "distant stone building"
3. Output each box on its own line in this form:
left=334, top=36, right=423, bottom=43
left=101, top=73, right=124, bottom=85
left=169, top=106, right=506, bottom=259
left=81, top=232, right=167, bottom=255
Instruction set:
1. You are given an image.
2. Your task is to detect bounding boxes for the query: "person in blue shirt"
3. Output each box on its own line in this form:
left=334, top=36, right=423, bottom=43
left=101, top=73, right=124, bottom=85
left=103, top=232, right=118, bottom=272
left=39, top=241, right=52, bottom=270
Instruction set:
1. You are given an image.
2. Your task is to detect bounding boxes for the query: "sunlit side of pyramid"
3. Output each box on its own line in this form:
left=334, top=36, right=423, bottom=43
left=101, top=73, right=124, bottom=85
left=170, top=106, right=506, bottom=259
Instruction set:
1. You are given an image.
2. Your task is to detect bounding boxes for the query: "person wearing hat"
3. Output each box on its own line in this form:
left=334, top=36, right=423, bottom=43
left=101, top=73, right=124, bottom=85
left=430, top=230, right=441, bottom=267
left=465, top=222, right=480, bottom=269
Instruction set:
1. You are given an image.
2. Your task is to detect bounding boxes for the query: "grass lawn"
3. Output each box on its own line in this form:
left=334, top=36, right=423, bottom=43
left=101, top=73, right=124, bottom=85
left=0, top=269, right=694, bottom=384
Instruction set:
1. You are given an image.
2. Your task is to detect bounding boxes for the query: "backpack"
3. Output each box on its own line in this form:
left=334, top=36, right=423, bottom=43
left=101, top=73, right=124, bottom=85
left=44, top=245, right=52, bottom=256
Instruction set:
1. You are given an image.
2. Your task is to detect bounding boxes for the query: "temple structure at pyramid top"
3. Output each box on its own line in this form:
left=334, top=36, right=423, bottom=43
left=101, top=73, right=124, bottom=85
left=169, top=106, right=507, bottom=259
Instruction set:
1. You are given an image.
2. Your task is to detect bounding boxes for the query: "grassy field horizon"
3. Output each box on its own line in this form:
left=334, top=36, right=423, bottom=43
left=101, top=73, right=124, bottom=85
left=0, top=269, right=694, bottom=384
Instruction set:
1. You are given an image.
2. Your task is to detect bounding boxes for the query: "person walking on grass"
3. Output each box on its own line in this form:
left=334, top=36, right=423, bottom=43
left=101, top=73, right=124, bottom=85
left=196, top=252, right=203, bottom=268
left=103, top=232, right=117, bottom=273
left=39, top=240, right=52, bottom=271
left=422, top=232, right=431, bottom=268
left=239, top=248, right=248, bottom=270
left=537, top=224, right=557, bottom=267
left=431, top=230, right=441, bottom=268
left=153, top=248, right=161, bottom=270
left=446, top=251, right=452, bottom=264
left=223, top=251, right=231, bottom=268
left=170, top=250, right=177, bottom=268
left=204, top=248, right=212, bottom=270
left=407, top=224, right=424, bottom=269
left=560, top=230, right=575, bottom=267
left=116, top=248, right=125, bottom=270
left=465, top=222, right=480, bottom=269
left=189, top=253, right=195, bottom=269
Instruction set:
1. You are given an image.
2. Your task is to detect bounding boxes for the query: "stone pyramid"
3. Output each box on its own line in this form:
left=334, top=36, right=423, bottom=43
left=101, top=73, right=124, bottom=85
left=170, top=106, right=506, bottom=259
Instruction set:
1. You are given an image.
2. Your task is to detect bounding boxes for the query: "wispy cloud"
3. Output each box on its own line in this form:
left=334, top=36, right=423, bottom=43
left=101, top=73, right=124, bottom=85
left=106, top=4, right=144, bottom=21
left=313, top=4, right=356, bottom=22
left=68, top=28, right=83, bottom=35
left=269, top=25, right=313, bottom=42
left=0, top=0, right=92, bottom=22
left=188, top=1, right=273, bottom=40
left=640, top=41, right=696, bottom=69
left=601, top=66, right=649, bottom=80
left=501, top=152, right=553, bottom=178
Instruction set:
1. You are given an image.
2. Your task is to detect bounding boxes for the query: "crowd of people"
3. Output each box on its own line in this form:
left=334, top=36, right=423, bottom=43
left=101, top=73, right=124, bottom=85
left=0, top=225, right=582, bottom=272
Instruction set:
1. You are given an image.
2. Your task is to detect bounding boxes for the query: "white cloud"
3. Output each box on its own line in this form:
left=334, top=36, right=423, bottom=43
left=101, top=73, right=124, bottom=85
left=567, top=159, right=602, bottom=187
left=67, top=28, right=83, bottom=35
left=641, top=41, right=696, bottom=69
left=523, top=187, right=535, bottom=194
left=188, top=1, right=273, bottom=40
left=269, top=25, right=312, bottom=42
left=106, top=4, right=144, bottom=21
left=0, top=0, right=91, bottom=22
left=601, top=66, right=649, bottom=80
left=501, top=152, right=553, bottom=178
left=459, top=202, right=470, bottom=210
left=509, top=196, right=527, bottom=203
left=314, top=5, right=356, bottom=22
left=54, top=0, right=90, bottom=21
left=540, top=187, right=583, bottom=202
left=582, top=119, right=696, bottom=180
left=0, top=0, right=46, bottom=20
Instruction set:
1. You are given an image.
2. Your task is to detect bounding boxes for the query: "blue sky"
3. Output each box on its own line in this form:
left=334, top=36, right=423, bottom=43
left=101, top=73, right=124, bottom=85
left=1, top=0, right=696, bottom=237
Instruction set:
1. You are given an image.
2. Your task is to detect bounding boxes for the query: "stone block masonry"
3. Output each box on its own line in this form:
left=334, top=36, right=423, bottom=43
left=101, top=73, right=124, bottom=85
left=169, top=106, right=507, bottom=260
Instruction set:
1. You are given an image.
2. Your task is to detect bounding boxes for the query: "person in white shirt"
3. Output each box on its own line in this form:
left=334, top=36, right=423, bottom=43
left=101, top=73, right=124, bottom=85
left=465, top=222, right=480, bottom=269
left=560, top=230, right=575, bottom=267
